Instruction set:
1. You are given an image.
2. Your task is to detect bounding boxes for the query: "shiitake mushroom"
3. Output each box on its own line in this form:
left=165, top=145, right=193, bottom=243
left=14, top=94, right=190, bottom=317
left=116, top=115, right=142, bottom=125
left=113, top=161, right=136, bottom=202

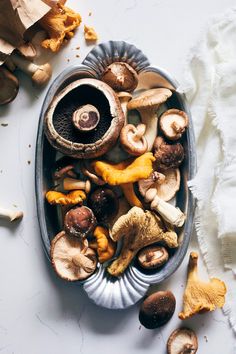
left=87, top=187, right=119, bottom=222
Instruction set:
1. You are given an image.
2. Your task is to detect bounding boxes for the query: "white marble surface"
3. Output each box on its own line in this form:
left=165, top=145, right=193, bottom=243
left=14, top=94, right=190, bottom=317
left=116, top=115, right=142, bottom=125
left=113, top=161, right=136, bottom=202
left=0, top=0, right=236, bottom=353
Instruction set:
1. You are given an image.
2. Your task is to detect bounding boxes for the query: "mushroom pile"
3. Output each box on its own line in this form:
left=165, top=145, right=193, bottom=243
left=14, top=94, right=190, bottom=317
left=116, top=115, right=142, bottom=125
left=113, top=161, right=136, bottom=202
left=45, top=60, right=190, bottom=281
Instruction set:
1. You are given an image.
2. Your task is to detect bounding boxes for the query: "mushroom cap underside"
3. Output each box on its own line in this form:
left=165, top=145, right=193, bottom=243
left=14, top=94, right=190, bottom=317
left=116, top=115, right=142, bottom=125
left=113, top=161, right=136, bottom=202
left=127, top=88, right=172, bottom=111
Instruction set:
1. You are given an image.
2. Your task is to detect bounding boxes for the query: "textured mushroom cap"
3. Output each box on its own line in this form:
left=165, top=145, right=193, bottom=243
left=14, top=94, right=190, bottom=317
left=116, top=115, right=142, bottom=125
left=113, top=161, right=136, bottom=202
left=44, top=78, right=125, bottom=158
left=32, top=63, right=52, bottom=87
left=51, top=231, right=97, bottom=281
left=153, top=136, right=184, bottom=170
left=87, top=187, right=119, bottom=222
left=159, top=109, right=189, bottom=140
left=127, top=88, right=172, bottom=111
left=167, top=328, right=198, bottom=354
left=101, top=62, right=138, bottom=92
left=117, top=91, right=133, bottom=101
left=64, top=206, right=97, bottom=238
left=120, top=123, right=148, bottom=156
left=0, top=66, right=19, bottom=105
left=139, top=290, right=176, bottom=329
left=138, top=245, right=169, bottom=269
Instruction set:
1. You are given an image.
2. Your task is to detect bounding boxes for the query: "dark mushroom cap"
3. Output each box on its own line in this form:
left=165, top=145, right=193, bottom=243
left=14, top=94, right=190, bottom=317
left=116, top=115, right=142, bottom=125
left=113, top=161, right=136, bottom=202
left=153, top=136, right=184, bottom=170
left=87, top=187, right=119, bottom=222
left=139, top=290, right=176, bottom=329
left=138, top=245, right=169, bottom=269
left=64, top=206, right=97, bottom=238
left=167, top=328, right=198, bottom=354
left=44, top=78, right=125, bottom=159
left=101, top=62, right=138, bottom=92
left=0, top=66, right=19, bottom=105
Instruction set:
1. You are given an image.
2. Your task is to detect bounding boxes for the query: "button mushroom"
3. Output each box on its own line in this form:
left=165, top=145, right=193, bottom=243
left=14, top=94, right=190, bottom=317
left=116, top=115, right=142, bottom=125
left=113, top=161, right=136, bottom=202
left=72, top=104, right=100, bottom=132
left=139, top=290, right=176, bottom=329
left=10, top=51, right=52, bottom=87
left=87, top=187, right=119, bottom=222
left=64, top=206, right=97, bottom=239
left=120, top=123, right=148, bottom=156
left=127, top=88, right=172, bottom=150
left=51, top=231, right=97, bottom=281
left=138, top=245, right=169, bottom=269
left=101, top=62, right=138, bottom=92
left=159, top=109, right=189, bottom=140
left=0, top=66, right=19, bottom=105
left=107, top=207, right=178, bottom=277
left=153, top=136, right=185, bottom=170
left=167, top=328, right=198, bottom=354
left=139, top=169, right=180, bottom=202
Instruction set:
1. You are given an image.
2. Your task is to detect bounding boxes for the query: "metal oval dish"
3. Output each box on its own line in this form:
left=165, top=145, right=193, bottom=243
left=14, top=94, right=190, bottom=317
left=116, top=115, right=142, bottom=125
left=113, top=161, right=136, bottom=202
left=35, top=41, right=196, bottom=309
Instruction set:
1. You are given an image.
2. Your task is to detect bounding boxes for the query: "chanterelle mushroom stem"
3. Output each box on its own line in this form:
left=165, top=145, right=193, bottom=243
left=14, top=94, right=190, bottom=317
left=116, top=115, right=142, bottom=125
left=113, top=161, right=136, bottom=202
left=11, top=52, right=52, bottom=87
left=0, top=207, right=23, bottom=222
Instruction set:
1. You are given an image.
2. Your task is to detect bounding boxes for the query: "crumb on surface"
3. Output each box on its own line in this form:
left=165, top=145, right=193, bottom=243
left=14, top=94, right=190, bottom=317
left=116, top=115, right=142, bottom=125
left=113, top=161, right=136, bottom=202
left=89, top=11, right=92, bottom=16
left=1, top=123, right=8, bottom=127
left=27, top=160, right=31, bottom=165
left=76, top=54, right=80, bottom=58
left=76, top=46, right=80, bottom=50
left=29, top=144, right=31, bottom=148
left=67, top=58, right=70, bottom=62
left=204, top=335, right=208, bottom=343
left=84, top=24, right=98, bottom=42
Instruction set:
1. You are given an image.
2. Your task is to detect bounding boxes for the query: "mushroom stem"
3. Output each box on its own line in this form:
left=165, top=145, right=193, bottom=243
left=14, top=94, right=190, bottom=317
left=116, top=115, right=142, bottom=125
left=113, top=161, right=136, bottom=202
left=63, top=178, right=91, bottom=193
left=10, top=52, right=52, bottom=86
left=171, top=121, right=184, bottom=133
left=117, top=92, right=132, bottom=124
left=133, top=124, right=146, bottom=142
left=138, top=108, right=158, bottom=151
left=0, top=207, right=23, bottom=222
left=72, top=253, right=95, bottom=272
left=145, top=188, right=185, bottom=227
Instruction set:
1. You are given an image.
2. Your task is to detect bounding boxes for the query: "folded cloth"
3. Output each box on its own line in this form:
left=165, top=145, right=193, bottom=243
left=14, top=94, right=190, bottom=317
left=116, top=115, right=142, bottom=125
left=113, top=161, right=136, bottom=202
left=178, top=8, right=236, bottom=332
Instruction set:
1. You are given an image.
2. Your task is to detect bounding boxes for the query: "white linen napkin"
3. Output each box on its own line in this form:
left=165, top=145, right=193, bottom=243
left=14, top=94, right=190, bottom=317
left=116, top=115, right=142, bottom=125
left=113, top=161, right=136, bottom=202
left=178, top=7, right=236, bottom=332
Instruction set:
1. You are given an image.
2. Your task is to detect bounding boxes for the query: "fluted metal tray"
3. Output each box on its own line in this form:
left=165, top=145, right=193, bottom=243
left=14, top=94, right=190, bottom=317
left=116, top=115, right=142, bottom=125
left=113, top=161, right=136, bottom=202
left=35, top=41, right=196, bottom=309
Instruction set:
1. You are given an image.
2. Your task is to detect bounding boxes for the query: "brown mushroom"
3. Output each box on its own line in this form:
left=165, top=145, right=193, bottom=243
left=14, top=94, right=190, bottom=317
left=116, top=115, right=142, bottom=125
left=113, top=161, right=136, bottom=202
left=139, top=290, right=176, bottom=329
left=167, top=328, right=198, bottom=354
left=72, top=104, right=100, bottom=132
left=80, top=160, right=106, bottom=186
left=138, top=169, right=180, bottom=201
left=87, top=187, right=119, bottom=222
left=138, top=245, right=169, bottom=269
left=127, top=88, right=172, bottom=150
left=0, top=66, right=19, bottom=105
left=51, top=231, right=97, bottom=281
left=64, top=206, right=97, bottom=238
left=159, top=109, right=189, bottom=140
left=120, top=123, right=148, bottom=156
left=101, top=62, right=138, bottom=92
left=44, top=78, right=125, bottom=159
left=11, top=51, right=52, bottom=87
left=153, top=136, right=185, bottom=170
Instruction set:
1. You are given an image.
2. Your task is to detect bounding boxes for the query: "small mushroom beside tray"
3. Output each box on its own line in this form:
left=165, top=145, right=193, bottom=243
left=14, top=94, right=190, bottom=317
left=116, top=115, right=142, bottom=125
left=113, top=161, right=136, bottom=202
left=36, top=41, right=196, bottom=309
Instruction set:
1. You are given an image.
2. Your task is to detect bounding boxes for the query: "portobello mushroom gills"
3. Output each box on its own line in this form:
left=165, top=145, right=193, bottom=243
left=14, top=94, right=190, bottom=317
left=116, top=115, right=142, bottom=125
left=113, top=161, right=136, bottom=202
left=44, top=78, right=125, bottom=159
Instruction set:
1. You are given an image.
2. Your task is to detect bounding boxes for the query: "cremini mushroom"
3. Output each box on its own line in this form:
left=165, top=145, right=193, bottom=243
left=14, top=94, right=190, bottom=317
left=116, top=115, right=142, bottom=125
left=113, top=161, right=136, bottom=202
left=138, top=245, right=169, bottom=269
left=117, top=92, right=132, bottom=122
left=127, top=88, right=172, bottom=150
left=0, top=66, right=19, bottom=105
left=87, top=187, right=119, bottom=222
left=144, top=188, right=186, bottom=227
left=51, top=231, right=97, bottom=281
left=101, top=62, right=138, bottom=92
left=153, top=136, right=185, bottom=170
left=63, top=178, right=91, bottom=193
left=0, top=207, right=23, bottom=222
left=64, top=206, right=97, bottom=239
left=72, top=104, right=100, bottom=132
left=139, top=291, right=176, bottom=329
left=120, top=123, right=148, bottom=156
left=107, top=207, right=178, bottom=276
left=10, top=51, right=52, bottom=86
left=179, top=252, right=227, bottom=320
left=167, top=328, right=198, bottom=354
left=139, top=169, right=180, bottom=202
left=159, top=109, right=189, bottom=141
